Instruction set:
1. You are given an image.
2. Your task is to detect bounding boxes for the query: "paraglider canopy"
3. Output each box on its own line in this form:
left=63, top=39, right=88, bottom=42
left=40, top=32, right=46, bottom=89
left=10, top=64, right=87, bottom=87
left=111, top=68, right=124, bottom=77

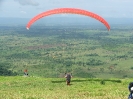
left=26, top=8, right=110, bottom=31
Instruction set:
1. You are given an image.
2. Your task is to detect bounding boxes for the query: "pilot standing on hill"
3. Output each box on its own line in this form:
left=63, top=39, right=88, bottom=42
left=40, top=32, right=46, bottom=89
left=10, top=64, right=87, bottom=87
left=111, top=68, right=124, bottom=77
left=64, top=73, right=72, bottom=85
left=24, top=69, right=28, bottom=76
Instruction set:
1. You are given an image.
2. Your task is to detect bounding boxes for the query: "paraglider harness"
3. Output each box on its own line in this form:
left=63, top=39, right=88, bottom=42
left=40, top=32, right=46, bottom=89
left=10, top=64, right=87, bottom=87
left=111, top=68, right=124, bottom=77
left=128, top=82, right=133, bottom=99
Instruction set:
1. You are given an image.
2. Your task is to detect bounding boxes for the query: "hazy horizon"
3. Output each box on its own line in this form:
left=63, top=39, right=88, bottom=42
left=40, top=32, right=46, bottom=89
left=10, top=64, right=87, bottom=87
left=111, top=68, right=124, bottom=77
left=0, top=17, right=133, bottom=26
left=0, top=0, right=133, bottom=18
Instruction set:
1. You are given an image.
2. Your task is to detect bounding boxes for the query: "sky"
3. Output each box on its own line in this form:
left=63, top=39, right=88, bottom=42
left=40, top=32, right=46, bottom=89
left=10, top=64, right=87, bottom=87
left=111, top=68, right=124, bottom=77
left=0, top=0, right=133, bottom=18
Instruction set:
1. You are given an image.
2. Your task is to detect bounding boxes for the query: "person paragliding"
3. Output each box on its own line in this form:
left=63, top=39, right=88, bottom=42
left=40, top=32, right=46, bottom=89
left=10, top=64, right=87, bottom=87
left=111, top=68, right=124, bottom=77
left=64, top=73, right=72, bottom=85
left=128, top=82, right=133, bottom=99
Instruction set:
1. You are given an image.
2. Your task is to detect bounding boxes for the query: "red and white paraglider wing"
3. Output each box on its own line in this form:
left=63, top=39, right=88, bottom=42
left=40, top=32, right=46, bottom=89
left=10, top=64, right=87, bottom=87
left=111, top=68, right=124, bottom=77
left=26, top=8, right=110, bottom=31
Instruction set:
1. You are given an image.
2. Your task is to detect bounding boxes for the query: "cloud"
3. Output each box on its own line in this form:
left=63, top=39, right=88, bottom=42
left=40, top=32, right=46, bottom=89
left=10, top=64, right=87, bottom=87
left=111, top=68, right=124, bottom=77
left=14, top=0, right=39, bottom=6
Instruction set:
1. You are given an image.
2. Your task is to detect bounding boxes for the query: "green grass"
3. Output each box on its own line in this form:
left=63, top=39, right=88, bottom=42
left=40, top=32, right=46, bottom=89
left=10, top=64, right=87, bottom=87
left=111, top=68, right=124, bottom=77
left=0, top=76, right=131, bottom=99
left=0, top=25, right=133, bottom=78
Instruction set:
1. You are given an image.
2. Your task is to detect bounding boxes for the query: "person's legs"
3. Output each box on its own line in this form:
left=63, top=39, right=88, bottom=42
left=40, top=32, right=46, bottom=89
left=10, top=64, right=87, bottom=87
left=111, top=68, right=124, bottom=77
left=67, top=79, right=70, bottom=85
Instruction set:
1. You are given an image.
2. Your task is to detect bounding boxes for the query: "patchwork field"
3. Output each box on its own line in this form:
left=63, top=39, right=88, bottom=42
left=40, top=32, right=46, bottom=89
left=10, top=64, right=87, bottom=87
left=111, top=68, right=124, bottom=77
left=0, top=25, right=133, bottom=78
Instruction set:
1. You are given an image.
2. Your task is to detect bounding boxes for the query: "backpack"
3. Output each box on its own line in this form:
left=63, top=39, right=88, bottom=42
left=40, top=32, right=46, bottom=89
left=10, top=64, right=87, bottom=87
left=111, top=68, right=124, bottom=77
left=66, top=74, right=71, bottom=79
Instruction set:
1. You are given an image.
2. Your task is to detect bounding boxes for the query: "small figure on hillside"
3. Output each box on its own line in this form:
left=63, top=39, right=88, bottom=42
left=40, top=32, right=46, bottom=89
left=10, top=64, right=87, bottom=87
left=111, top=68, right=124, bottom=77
left=24, top=69, right=28, bottom=76
left=64, top=73, right=72, bottom=85
left=128, top=82, right=133, bottom=99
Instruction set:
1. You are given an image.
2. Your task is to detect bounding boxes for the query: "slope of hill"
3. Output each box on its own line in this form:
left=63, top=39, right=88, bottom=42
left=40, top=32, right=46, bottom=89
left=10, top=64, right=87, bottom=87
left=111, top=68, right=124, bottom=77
left=0, top=76, right=129, bottom=99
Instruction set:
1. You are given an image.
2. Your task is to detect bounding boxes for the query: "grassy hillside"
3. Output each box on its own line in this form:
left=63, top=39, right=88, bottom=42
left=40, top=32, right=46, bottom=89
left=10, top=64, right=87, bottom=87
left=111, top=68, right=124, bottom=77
left=0, top=25, right=133, bottom=78
left=0, top=76, right=131, bottom=99
left=0, top=76, right=132, bottom=99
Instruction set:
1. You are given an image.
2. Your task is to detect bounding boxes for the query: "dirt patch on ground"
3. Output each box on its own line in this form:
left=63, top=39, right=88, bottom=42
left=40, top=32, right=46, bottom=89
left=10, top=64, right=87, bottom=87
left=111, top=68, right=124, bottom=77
left=25, top=44, right=66, bottom=50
